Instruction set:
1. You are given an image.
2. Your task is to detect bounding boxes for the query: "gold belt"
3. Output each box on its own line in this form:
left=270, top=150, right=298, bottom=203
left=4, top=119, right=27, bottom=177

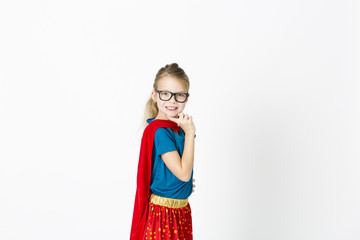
left=149, top=193, right=188, bottom=208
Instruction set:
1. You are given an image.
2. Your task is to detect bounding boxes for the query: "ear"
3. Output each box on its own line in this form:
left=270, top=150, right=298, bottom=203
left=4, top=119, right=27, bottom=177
left=151, top=91, right=157, bottom=102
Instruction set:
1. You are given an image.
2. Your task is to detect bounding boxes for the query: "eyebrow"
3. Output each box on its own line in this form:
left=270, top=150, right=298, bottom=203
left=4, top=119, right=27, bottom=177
left=159, top=90, right=188, bottom=93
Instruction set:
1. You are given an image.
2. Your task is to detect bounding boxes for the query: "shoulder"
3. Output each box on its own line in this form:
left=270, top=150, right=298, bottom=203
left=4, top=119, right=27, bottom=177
left=155, top=127, right=175, bottom=139
left=154, top=128, right=177, bottom=151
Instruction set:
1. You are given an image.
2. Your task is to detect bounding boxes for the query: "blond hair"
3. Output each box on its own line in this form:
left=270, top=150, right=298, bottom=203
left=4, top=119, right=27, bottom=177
left=137, top=63, right=190, bottom=134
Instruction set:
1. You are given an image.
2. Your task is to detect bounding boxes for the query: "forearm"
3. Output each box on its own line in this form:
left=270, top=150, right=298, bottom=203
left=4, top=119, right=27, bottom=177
left=180, top=132, right=195, bottom=182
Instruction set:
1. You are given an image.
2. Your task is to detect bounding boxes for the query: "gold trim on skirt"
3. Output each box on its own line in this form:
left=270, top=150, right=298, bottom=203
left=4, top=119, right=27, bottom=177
left=149, top=193, right=188, bottom=208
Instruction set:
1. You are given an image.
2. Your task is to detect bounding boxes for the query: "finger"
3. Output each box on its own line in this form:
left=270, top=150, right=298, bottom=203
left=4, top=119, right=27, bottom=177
left=192, top=179, right=195, bottom=182
left=178, top=112, right=185, bottom=119
left=177, top=113, right=185, bottom=125
left=193, top=184, right=195, bottom=188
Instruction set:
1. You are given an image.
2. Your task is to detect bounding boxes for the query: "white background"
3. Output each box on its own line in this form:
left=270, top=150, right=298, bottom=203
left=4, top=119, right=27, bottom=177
left=0, top=0, right=359, bottom=239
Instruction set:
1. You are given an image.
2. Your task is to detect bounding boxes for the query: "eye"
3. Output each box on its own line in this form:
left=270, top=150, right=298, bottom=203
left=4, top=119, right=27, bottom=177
left=176, top=93, right=185, bottom=97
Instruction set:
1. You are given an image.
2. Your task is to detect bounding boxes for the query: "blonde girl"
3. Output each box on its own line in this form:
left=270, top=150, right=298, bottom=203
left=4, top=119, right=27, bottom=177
left=130, top=63, right=196, bottom=240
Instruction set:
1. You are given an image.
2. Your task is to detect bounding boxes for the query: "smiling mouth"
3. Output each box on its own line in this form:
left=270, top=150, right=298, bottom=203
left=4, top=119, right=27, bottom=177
left=166, top=106, right=178, bottom=110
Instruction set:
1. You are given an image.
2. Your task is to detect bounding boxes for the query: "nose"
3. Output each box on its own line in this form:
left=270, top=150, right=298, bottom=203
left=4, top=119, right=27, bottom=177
left=169, top=94, right=176, bottom=103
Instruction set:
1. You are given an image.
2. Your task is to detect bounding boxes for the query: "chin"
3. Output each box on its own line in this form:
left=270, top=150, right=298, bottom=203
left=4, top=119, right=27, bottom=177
left=167, top=113, right=178, bottom=118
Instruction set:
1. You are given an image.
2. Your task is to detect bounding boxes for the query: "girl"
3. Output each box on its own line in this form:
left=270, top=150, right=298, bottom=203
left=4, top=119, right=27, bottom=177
left=130, top=63, right=196, bottom=240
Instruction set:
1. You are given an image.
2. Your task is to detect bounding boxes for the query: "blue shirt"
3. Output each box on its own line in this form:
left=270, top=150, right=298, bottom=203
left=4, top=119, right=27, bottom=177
left=146, top=117, right=194, bottom=199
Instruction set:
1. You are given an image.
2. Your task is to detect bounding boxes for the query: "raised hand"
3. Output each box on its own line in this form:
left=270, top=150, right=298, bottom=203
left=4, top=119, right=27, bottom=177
left=166, top=112, right=196, bottom=135
left=192, top=178, right=196, bottom=193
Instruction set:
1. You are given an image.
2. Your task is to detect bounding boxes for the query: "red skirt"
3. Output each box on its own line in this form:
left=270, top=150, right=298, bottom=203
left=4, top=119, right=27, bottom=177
left=143, top=198, right=193, bottom=240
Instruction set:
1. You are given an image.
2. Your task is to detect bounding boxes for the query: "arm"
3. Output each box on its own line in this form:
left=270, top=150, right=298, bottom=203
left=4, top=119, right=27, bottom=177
left=161, top=132, right=195, bottom=182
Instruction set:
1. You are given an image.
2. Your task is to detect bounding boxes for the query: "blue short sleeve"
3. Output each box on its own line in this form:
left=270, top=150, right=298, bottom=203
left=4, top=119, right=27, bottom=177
left=154, top=128, right=177, bottom=156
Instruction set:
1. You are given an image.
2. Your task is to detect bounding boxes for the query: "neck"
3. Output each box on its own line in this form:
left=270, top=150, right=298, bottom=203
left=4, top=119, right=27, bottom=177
left=154, top=114, right=170, bottom=121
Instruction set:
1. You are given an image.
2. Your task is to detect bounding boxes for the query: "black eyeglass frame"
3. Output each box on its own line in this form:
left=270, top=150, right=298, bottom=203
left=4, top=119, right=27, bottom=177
left=155, top=89, right=189, bottom=103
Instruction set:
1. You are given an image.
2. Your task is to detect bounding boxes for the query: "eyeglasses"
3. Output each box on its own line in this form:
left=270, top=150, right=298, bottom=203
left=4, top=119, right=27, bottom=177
left=155, top=89, right=189, bottom=103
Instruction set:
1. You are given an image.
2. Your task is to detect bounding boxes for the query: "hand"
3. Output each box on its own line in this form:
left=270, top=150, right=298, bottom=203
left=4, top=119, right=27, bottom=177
left=192, top=178, right=196, bottom=193
left=167, top=112, right=196, bottom=135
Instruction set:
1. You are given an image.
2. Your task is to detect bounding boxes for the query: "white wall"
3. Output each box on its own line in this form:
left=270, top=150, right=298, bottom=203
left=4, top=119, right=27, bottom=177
left=0, top=0, right=359, bottom=239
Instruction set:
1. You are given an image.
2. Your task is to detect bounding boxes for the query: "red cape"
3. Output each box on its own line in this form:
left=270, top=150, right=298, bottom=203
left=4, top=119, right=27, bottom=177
left=130, top=118, right=180, bottom=240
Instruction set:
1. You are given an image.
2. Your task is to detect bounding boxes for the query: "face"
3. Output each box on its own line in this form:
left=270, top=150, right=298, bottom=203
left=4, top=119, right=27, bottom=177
left=151, top=76, right=189, bottom=120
